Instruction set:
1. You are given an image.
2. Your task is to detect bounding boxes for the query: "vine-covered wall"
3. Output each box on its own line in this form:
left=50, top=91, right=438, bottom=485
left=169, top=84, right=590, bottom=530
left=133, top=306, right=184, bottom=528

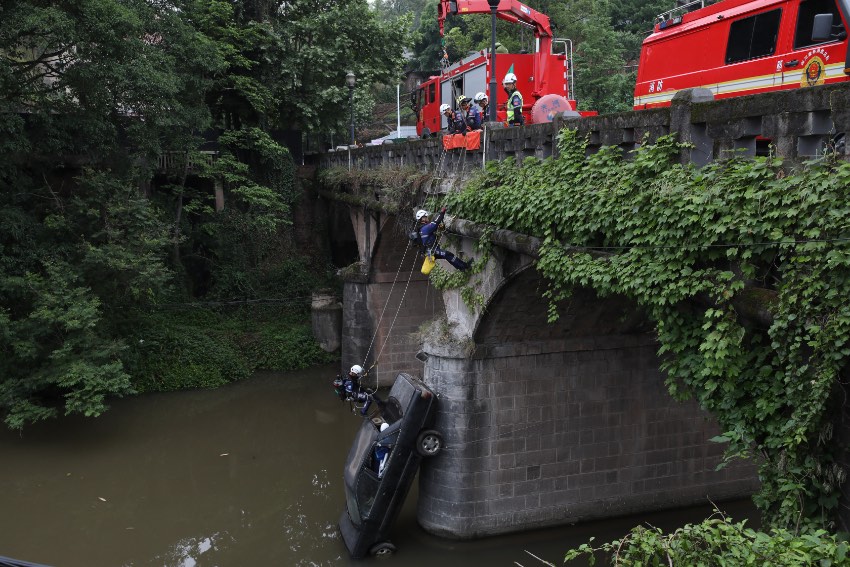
left=441, top=129, right=850, bottom=532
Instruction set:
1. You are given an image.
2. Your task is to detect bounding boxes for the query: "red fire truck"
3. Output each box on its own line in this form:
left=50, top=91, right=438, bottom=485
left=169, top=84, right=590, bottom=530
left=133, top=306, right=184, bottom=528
left=635, top=0, right=850, bottom=109
left=412, top=0, right=579, bottom=137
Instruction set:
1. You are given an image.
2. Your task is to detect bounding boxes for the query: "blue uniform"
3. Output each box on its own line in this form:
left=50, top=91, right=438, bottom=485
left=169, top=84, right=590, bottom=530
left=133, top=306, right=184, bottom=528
left=465, top=105, right=482, bottom=130
left=418, top=210, right=470, bottom=271
left=447, top=111, right=467, bottom=134
left=334, top=372, right=383, bottom=415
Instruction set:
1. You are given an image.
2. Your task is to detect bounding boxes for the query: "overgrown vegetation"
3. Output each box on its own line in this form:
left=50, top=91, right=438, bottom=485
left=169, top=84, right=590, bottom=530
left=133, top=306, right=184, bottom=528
left=560, top=508, right=849, bottom=566
left=126, top=306, right=336, bottom=393
left=0, top=0, right=403, bottom=429
left=443, top=129, right=850, bottom=532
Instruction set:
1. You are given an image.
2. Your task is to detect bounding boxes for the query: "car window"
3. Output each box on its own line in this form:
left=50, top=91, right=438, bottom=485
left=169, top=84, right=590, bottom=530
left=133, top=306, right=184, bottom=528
left=355, top=470, right=380, bottom=520
left=726, top=9, right=782, bottom=64
left=382, top=397, right=403, bottom=424
left=795, top=0, right=844, bottom=48
left=345, top=485, right=361, bottom=526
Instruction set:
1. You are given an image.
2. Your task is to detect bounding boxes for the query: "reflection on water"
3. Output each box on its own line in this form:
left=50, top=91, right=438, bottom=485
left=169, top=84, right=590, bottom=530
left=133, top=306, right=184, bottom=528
left=0, top=364, right=757, bottom=566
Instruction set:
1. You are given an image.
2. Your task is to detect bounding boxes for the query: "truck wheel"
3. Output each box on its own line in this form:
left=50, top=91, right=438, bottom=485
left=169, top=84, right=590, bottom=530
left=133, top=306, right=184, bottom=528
left=369, top=541, right=397, bottom=557
left=421, top=127, right=431, bottom=139
left=416, top=430, right=443, bottom=457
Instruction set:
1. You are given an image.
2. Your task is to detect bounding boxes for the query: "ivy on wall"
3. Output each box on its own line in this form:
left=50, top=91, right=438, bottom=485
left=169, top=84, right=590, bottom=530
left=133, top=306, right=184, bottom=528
left=442, top=129, right=850, bottom=532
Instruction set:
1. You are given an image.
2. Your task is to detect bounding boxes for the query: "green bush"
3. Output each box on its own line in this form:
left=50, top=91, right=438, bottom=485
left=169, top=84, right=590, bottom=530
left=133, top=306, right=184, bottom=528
left=125, top=306, right=337, bottom=393
left=564, top=510, right=849, bottom=566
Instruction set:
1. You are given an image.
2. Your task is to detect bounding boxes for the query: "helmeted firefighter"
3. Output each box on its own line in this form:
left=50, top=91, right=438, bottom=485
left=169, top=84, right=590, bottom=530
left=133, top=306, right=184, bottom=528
left=333, top=364, right=383, bottom=416
left=458, top=94, right=481, bottom=130
left=474, top=92, right=489, bottom=121
left=411, top=208, right=470, bottom=271
left=503, top=72, right=524, bottom=126
left=441, top=102, right=467, bottom=135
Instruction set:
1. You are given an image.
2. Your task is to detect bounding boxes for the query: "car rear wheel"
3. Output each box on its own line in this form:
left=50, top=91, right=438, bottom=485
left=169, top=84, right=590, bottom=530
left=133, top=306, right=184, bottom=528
left=416, top=429, right=443, bottom=457
left=369, top=541, right=397, bottom=557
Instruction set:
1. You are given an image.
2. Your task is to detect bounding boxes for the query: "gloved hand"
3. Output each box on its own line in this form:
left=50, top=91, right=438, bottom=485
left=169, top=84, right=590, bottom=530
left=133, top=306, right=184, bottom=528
left=441, top=206, right=447, bottom=213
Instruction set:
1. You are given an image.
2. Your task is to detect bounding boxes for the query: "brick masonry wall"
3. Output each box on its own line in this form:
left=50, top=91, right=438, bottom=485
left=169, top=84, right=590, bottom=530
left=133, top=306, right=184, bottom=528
left=417, top=269, right=758, bottom=538
left=344, top=217, right=446, bottom=387
left=341, top=281, right=372, bottom=376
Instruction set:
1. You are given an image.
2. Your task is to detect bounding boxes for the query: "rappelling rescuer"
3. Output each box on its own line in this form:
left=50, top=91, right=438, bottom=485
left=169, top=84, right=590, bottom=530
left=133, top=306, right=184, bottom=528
left=413, top=208, right=471, bottom=271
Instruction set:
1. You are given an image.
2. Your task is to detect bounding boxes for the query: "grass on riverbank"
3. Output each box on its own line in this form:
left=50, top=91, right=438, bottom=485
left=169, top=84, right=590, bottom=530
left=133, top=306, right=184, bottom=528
left=126, top=305, right=338, bottom=392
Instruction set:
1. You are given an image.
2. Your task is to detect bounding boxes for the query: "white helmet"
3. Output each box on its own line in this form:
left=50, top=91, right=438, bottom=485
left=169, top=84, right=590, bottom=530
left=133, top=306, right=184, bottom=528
left=474, top=92, right=487, bottom=102
left=415, top=209, right=429, bottom=221
left=350, top=364, right=364, bottom=376
left=439, top=103, right=451, bottom=113
left=502, top=72, right=517, bottom=85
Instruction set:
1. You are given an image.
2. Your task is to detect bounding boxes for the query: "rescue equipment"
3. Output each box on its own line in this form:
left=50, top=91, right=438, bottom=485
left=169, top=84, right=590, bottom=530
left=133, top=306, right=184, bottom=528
left=421, top=254, right=437, bottom=275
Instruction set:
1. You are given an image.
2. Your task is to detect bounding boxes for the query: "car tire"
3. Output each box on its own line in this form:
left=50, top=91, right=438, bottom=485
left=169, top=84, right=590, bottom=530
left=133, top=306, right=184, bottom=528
left=369, top=541, right=397, bottom=557
left=421, top=127, right=431, bottom=139
left=416, top=429, right=443, bottom=457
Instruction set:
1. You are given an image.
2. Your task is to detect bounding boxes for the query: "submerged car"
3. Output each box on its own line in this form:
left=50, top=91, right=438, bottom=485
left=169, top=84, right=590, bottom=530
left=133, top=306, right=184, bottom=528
left=338, top=372, right=442, bottom=559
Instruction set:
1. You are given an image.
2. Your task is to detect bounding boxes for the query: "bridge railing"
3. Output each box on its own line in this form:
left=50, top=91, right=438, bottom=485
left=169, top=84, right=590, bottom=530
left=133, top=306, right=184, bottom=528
left=319, top=83, right=850, bottom=173
left=157, top=150, right=218, bottom=174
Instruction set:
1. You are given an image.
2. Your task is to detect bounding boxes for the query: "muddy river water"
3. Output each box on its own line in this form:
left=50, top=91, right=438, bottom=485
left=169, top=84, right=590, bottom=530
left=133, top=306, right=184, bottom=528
left=0, top=364, right=756, bottom=566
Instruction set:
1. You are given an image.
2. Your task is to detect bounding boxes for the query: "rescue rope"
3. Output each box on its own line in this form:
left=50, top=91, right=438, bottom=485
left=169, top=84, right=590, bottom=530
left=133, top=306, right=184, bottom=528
left=360, top=237, right=414, bottom=371
left=366, top=248, right=421, bottom=391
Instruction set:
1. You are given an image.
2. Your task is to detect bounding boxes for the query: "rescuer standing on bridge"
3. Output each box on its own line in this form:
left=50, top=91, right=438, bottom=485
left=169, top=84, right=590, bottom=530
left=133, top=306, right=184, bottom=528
left=414, top=208, right=471, bottom=271
left=474, top=92, right=489, bottom=122
left=441, top=103, right=467, bottom=134
left=458, top=95, right=482, bottom=130
left=503, top=73, right=524, bottom=126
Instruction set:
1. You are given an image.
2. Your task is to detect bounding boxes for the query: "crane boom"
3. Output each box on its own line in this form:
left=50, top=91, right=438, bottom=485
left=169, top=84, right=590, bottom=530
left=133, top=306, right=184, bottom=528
left=437, top=0, right=554, bottom=97
left=438, top=0, right=553, bottom=40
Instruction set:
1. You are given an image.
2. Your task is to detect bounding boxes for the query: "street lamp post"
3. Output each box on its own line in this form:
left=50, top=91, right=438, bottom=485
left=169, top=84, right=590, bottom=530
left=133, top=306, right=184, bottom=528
left=487, top=0, right=500, bottom=123
left=346, top=71, right=356, bottom=145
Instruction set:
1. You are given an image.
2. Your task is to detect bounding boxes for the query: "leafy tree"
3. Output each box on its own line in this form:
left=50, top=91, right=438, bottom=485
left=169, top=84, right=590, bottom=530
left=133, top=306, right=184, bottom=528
left=0, top=0, right=218, bottom=427
left=273, top=0, right=409, bottom=135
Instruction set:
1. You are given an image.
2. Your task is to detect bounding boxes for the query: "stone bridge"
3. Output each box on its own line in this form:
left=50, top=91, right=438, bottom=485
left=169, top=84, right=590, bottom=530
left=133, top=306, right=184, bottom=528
left=308, top=83, right=850, bottom=538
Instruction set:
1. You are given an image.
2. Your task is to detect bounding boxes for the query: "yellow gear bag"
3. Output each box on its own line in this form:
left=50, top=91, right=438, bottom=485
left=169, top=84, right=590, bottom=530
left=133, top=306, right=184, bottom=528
left=421, top=254, right=436, bottom=275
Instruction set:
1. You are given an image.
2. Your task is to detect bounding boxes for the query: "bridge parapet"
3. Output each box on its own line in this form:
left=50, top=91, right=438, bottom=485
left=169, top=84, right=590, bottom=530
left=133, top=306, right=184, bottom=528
left=319, top=83, right=850, bottom=175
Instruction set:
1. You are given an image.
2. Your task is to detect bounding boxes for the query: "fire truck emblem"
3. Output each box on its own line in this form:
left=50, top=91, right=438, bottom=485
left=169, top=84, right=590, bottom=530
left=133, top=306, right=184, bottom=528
left=802, top=56, right=826, bottom=87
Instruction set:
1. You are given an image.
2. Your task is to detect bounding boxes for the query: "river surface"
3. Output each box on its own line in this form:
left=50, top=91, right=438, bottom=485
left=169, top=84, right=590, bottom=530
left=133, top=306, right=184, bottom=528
left=0, top=364, right=757, bottom=566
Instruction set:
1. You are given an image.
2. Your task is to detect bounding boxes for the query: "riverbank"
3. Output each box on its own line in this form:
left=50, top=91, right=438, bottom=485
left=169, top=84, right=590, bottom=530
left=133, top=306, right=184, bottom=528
left=125, top=304, right=338, bottom=393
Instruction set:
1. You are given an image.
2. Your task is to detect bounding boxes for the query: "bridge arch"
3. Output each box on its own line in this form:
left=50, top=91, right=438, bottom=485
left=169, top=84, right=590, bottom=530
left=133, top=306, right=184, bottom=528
left=418, top=265, right=757, bottom=539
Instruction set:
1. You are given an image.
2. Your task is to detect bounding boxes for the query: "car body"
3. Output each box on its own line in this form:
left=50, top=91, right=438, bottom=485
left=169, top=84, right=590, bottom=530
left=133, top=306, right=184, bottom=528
left=338, top=372, right=442, bottom=559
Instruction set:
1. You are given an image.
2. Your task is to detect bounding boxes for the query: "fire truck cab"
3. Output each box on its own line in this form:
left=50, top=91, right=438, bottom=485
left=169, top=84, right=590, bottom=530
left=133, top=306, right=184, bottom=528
left=635, top=0, right=850, bottom=109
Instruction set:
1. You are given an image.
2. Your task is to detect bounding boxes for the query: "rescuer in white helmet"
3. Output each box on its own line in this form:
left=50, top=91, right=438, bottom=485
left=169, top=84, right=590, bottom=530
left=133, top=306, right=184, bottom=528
left=411, top=208, right=471, bottom=271
left=441, top=102, right=466, bottom=135
left=332, top=363, right=384, bottom=416
left=474, top=92, right=489, bottom=121
left=502, top=72, right=524, bottom=126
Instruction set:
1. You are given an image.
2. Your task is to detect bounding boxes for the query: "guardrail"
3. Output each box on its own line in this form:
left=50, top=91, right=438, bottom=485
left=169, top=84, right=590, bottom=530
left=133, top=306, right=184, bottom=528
left=319, top=83, right=850, bottom=173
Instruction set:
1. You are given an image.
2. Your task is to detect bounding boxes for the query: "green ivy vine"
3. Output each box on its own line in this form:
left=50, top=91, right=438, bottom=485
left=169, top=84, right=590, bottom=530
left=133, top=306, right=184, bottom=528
left=427, top=224, right=494, bottom=311
left=443, top=128, right=850, bottom=532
